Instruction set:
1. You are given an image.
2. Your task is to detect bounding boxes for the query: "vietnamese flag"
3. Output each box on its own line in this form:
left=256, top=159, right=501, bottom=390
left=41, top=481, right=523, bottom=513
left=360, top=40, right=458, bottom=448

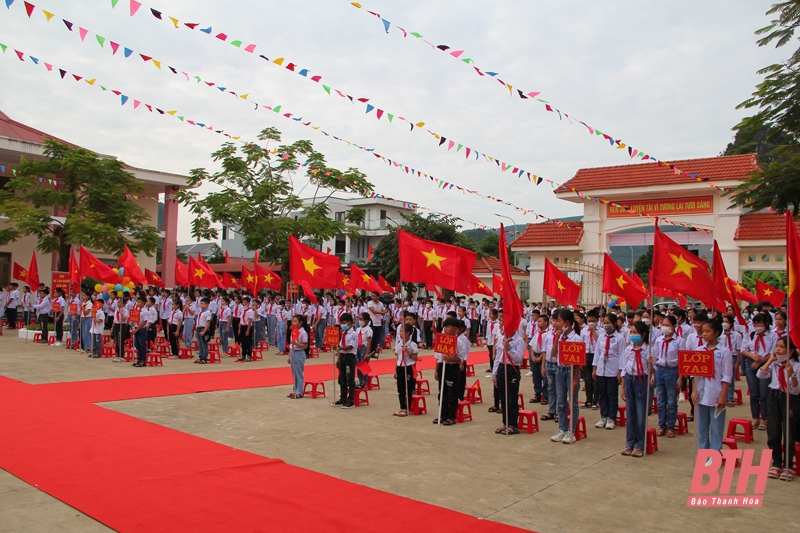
left=69, top=249, right=80, bottom=289
left=118, top=245, right=147, bottom=286
left=26, top=251, right=40, bottom=289
left=79, top=246, right=118, bottom=283
left=188, top=255, right=217, bottom=288
left=499, top=224, right=523, bottom=334
left=756, top=279, right=786, bottom=307
left=336, top=271, right=351, bottom=292
left=254, top=262, right=281, bottom=291
left=543, top=259, right=580, bottom=308
left=470, top=274, right=493, bottom=297
left=425, top=283, right=443, bottom=298
left=298, top=280, right=318, bottom=303
left=350, top=263, right=382, bottom=293
left=222, top=272, right=239, bottom=289
left=651, top=224, right=720, bottom=308
left=377, top=274, right=394, bottom=293
left=224, top=250, right=230, bottom=264
left=492, top=273, right=505, bottom=296
left=367, top=245, right=374, bottom=260
left=632, top=271, right=650, bottom=305
left=12, top=262, right=28, bottom=284
left=729, top=280, right=757, bottom=304
left=289, top=236, right=341, bottom=288
left=241, top=265, right=256, bottom=293
left=145, top=268, right=165, bottom=288
left=712, top=242, right=746, bottom=325
left=175, top=258, right=189, bottom=287
left=602, top=254, right=648, bottom=308
left=398, top=229, right=477, bottom=292
left=786, top=211, right=800, bottom=347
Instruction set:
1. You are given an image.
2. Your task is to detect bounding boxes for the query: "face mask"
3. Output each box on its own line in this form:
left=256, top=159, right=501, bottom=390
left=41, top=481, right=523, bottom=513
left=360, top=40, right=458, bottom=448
left=755, top=326, right=765, bottom=334
left=722, top=323, right=731, bottom=331
left=742, top=313, right=750, bottom=319
left=643, top=318, right=651, bottom=326
left=603, top=324, right=615, bottom=334
left=661, top=326, right=673, bottom=336
left=629, top=334, right=643, bottom=345
left=341, top=324, right=350, bottom=332
left=777, top=351, right=789, bottom=363
left=588, top=322, right=597, bottom=329
left=359, top=320, right=366, bottom=327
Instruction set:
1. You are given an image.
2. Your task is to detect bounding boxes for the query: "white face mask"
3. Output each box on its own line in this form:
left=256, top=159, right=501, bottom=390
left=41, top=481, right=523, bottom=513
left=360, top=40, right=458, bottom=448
left=755, top=326, right=766, bottom=334
left=359, top=320, right=366, bottom=327
left=661, top=326, right=673, bottom=336
left=777, top=351, right=789, bottom=363
left=722, top=323, right=731, bottom=331
left=643, top=318, right=651, bottom=326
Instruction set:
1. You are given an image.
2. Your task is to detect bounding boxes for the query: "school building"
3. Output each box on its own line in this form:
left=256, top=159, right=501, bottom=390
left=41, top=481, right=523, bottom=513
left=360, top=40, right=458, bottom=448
left=511, top=153, right=789, bottom=305
left=0, top=111, right=190, bottom=288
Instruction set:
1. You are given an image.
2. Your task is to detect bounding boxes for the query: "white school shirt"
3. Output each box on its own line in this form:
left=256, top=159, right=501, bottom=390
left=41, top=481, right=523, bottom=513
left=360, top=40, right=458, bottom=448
left=581, top=325, right=599, bottom=353
left=757, top=358, right=800, bottom=394
left=653, top=335, right=684, bottom=368
left=113, top=306, right=128, bottom=325
left=492, top=333, right=526, bottom=375
left=685, top=331, right=706, bottom=350
left=196, top=309, right=211, bottom=331
left=675, top=323, right=691, bottom=340
left=620, top=343, right=651, bottom=377
left=160, top=298, right=170, bottom=318
left=279, top=307, right=293, bottom=322
left=208, top=299, right=219, bottom=315
left=487, top=320, right=499, bottom=347
left=528, top=326, right=548, bottom=353
left=358, top=325, right=373, bottom=348
left=743, top=330, right=777, bottom=358
left=6, top=289, right=19, bottom=308
left=593, top=330, right=625, bottom=377
left=169, top=309, right=183, bottom=326
left=92, top=310, right=105, bottom=334
left=145, top=306, right=158, bottom=326
left=339, top=327, right=358, bottom=354
left=460, top=316, right=471, bottom=332
left=367, top=301, right=385, bottom=326
left=219, top=306, right=230, bottom=323
left=21, top=291, right=32, bottom=311
left=395, top=339, right=418, bottom=367
left=696, top=343, right=733, bottom=407
left=242, top=308, right=255, bottom=327
left=720, top=330, right=742, bottom=354
left=34, top=296, right=51, bottom=315
left=291, top=328, right=308, bottom=351
left=421, top=306, right=435, bottom=322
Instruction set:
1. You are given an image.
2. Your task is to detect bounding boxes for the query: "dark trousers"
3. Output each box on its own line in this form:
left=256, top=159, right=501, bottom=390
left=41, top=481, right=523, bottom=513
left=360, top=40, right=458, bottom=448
left=767, top=389, right=799, bottom=468
left=161, top=319, right=169, bottom=341
left=532, top=356, right=546, bottom=401
left=582, top=353, right=596, bottom=405
left=370, top=325, right=382, bottom=354
left=681, top=376, right=695, bottom=416
left=169, top=324, right=179, bottom=356
left=596, top=375, right=620, bottom=420
left=23, top=310, right=31, bottom=326
left=469, top=320, right=478, bottom=344
left=38, top=314, right=49, bottom=342
left=396, top=364, right=416, bottom=410
left=147, top=323, right=157, bottom=348
left=6, top=308, right=17, bottom=328
left=54, top=316, right=63, bottom=341
left=115, top=323, right=130, bottom=358
left=458, top=365, right=467, bottom=401
left=497, top=364, right=521, bottom=428
left=437, top=363, right=460, bottom=421
left=338, top=353, right=357, bottom=403
left=240, top=326, right=253, bottom=358
left=134, top=328, right=148, bottom=364
left=232, top=317, right=241, bottom=345
left=423, top=321, right=433, bottom=348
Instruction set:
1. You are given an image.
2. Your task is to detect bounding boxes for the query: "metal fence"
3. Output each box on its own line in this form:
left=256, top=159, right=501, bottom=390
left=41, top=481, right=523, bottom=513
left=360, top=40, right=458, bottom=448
left=550, top=259, right=603, bottom=307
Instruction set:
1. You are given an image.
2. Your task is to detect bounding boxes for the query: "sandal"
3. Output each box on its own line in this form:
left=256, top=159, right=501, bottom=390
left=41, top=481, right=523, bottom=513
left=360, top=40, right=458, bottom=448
left=768, top=466, right=782, bottom=479
left=621, top=447, right=633, bottom=456
left=495, top=426, right=507, bottom=434
left=780, top=469, right=794, bottom=481
left=759, top=420, right=768, bottom=431
left=656, top=428, right=666, bottom=437
left=432, top=418, right=439, bottom=424
left=687, top=415, right=694, bottom=422
left=541, top=413, right=555, bottom=421
left=666, top=430, right=676, bottom=438
left=540, top=399, right=548, bottom=405
left=288, top=393, right=297, bottom=399
left=506, top=427, right=520, bottom=435
left=631, top=448, right=644, bottom=458
left=442, top=419, right=455, bottom=426
left=394, top=411, right=408, bottom=417
left=488, top=406, right=501, bottom=413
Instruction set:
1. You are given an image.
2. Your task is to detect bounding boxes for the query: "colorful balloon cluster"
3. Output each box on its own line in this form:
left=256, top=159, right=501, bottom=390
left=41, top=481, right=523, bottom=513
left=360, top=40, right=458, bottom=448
left=93, top=267, right=136, bottom=301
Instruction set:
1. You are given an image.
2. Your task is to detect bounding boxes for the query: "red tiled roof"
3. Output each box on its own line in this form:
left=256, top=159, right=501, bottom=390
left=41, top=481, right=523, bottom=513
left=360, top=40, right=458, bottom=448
left=472, top=256, right=526, bottom=276
left=559, top=154, right=758, bottom=192
left=734, top=211, right=800, bottom=240
left=0, top=110, right=77, bottom=147
left=511, top=222, right=584, bottom=248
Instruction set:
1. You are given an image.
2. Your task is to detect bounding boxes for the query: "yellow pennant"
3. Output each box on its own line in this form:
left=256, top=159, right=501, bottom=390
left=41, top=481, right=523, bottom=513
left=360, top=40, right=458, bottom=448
left=42, top=10, right=54, bottom=21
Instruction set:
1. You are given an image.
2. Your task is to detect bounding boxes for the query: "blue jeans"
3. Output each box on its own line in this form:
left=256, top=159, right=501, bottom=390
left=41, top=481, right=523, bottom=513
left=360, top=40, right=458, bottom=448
left=220, top=322, right=229, bottom=354
left=92, top=333, right=102, bottom=356
left=696, top=404, right=726, bottom=451
left=183, top=317, right=194, bottom=347
left=745, top=363, right=769, bottom=420
left=656, top=366, right=679, bottom=430
left=134, top=328, right=148, bottom=364
left=556, top=365, right=580, bottom=433
left=356, top=345, right=368, bottom=386
left=255, top=319, right=266, bottom=344
left=315, top=320, right=326, bottom=349
left=267, top=315, right=277, bottom=345
left=69, top=315, right=79, bottom=349
left=196, top=331, right=208, bottom=361
left=276, top=320, right=287, bottom=353
left=624, top=376, right=648, bottom=451
left=291, top=349, right=306, bottom=396
left=81, top=317, right=92, bottom=352
left=545, top=362, right=558, bottom=415
left=531, top=358, right=546, bottom=401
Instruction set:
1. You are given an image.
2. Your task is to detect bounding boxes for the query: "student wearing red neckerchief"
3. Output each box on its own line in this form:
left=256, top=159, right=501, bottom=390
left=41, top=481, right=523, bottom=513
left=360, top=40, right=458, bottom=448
left=620, top=321, right=651, bottom=457
left=741, top=313, right=777, bottom=431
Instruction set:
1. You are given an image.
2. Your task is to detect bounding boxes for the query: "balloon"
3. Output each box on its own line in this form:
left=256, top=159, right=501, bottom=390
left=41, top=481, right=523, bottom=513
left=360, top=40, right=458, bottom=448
left=123, top=287, right=130, bottom=293
left=117, top=291, right=123, bottom=297
left=115, top=284, right=122, bottom=291
left=102, top=293, right=110, bottom=301
left=94, top=284, right=103, bottom=292
left=123, top=276, right=131, bottom=285
left=125, top=282, right=135, bottom=289
left=118, top=267, right=124, bottom=276
left=112, top=268, right=119, bottom=274
left=101, top=285, right=108, bottom=293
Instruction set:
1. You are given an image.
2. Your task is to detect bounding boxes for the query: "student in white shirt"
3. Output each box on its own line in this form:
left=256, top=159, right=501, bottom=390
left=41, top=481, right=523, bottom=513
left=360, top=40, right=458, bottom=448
left=239, top=296, right=255, bottom=362
left=195, top=298, right=212, bottom=364
left=650, top=315, right=683, bottom=437
left=721, top=314, right=743, bottom=407
left=434, top=317, right=466, bottom=426
left=334, top=313, right=359, bottom=408
left=593, top=313, right=625, bottom=430
left=693, top=319, right=732, bottom=452
left=130, top=297, right=149, bottom=367
left=549, top=310, right=584, bottom=444
left=167, top=299, right=183, bottom=357
left=620, top=321, right=651, bottom=457
left=183, top=294, right=197, bottom=349
left=21, top=286, right=32, bottom=327
left=90, top=301, right=105, bottom=358
left=288, top=314, right=310, bottom=399
left=393, top=323, right=419, bottom=417
left=741, top=313, right=777, bottom=431
left=5, top=283, right=19, bottom=329
left=493, top=326, right=526, bottom=435
left=51, top=288, right=67, bottom=347
left=33, top=288, right=51, bottom=343
left=276, top=300, right=292, bottom=355
left=355, top=313, right=374, bottom=389
left=528, top=314, right=550, bottom=405
left=219, top=297, right=231, bottom=355
left=145, top=297, right=158, bottom=348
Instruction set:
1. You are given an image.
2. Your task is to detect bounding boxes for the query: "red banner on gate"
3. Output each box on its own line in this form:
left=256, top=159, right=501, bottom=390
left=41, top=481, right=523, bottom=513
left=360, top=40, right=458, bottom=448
left=678, top=350, right=715, bottom=378
left=433, top=333, right=458, bottom=356
left=558, top=341, right=587, bottom=366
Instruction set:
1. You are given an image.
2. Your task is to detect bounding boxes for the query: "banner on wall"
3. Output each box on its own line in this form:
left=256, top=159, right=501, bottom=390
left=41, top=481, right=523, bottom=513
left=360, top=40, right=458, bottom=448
left=607, top=196, right=714, bottom=218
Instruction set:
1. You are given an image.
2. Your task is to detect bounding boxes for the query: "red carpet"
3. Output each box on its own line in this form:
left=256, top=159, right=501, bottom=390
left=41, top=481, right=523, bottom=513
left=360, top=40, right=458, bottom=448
left=0, top=351, right=530, bottom=532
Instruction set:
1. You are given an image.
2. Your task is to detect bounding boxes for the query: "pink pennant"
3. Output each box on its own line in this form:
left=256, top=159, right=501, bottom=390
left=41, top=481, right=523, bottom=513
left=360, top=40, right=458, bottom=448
left=79, top=27, right=88, bottom=41
left=527, top=92, right=541, bottom=98
left=215, top=33, right=227, bottom=41
left=44, top=62, right=52, bottom=71
left=129, top=0, right=142, bottom=16
left=465, top=147, right=471, bottom=159
left=133, top=99, right=141, bottom=109
left=545, top=104, right=553, bottom=112
left=447, top=140, right=455, bottom=151
left=450, top=50, right=464, bottom=58
left=376, top=109, right=384, bottom=120
left=110, top=41, right=120, bottom=54
left=14, top=50, right=24, bottom=61
left=244, top=44, right=256, bottom=53
left=310, top=75, right=322, bottom=82
left=630, top=149, right=638, bottom=159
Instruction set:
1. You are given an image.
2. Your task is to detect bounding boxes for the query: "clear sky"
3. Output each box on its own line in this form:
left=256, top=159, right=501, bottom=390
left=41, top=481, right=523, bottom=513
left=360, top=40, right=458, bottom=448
left=0, top=0, right=789, bottom=244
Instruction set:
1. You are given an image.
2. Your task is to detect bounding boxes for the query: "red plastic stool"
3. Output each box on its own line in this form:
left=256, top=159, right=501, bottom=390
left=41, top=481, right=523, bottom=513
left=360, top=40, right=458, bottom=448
left=208, top=350, right=221, bottom=364
left=726, top=418, right=754, bottom=443
left=178, top=347, right=194, bottom=359
left=258, top=340, right=270, bottom=350
left=415, top=371, right=431, bottom=395
left=456, top=400, right=473, bottom=423
left=723, top=438, right=740, bottom=467
left=33, top=333, right=42, bottom=343
left=157, top=343, right=170, bottom=356
left=146, top=352, right=163, bottom=367
left=464, top=380, right=483, bottom=404
left=124, top=348, right=136, bottom=362
left=251, top=348, right=264, bottom=361
left=574, top=416, right=588, bottom=441
left=309, top=347, right=320, bottom=358
left=518, top=410, right=539, bottom=434
left=102, top=345, right=115, bottom=358
left=322, top=343, right=332, bottom=353
left=73, top=339, right=80, bottom=350
left=616, top=406, right=627, bottom=427
left=476, top=335, right=485, bottom=347
left=734, top=388, right=743, bottom=406
left=651, top=395, right=658, bottom=415
left=518, top=393, right=525, bottom=411
left=410, top=395, right=427, bottom=415
left=47, top=335, right=56, bottom=345
left=102, top=334, right=112, bottom=345
left=646, top=427, right=659, bottom=454
left=65, top=338, right=72, bottom=348
left=466, top=364, right=475, bottom=377
left=383, top=334, right=393, bottom=349
left=368, top=374, right=381, bottom=390
left=354, top=388, right=369, bottom=406
left=676, top=412, right=689, bottom=436
left=303, top=381, right=326, bottom=398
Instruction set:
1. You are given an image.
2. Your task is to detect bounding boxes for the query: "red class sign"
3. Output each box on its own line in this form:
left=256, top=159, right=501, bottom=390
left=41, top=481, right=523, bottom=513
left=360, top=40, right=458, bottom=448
left=678, top=350, right=715, bottom=378
left=324, top=326, right=341, bottom=346
left=433, top=333, right=458, bottom=357
left=558, top=341, right=586, bottom=366
left=51, top=272, right=71, bottom=293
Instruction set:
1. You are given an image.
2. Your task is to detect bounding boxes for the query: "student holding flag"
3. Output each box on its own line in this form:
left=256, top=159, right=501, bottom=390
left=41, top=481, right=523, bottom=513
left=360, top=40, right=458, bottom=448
left=493, top=326, right=525, bottom=435
left=393, top=323, right=419, bottom=417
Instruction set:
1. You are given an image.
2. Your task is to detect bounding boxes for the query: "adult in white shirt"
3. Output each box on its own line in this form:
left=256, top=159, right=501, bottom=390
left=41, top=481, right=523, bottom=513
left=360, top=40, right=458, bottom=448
left=367, top=292, right=387, bottom=354
left=5, top=283, right=20, bottom=329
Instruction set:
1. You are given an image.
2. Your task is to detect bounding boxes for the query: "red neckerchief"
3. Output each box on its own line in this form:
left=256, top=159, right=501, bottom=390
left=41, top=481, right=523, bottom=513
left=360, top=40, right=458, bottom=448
left=777, top=363, right=788, bottom=392
left=605, top=334, right=611, bottom=360
left=725, top=332, right=733, bottom=351
left=662, top=337, right=673, bottom=363
left=756, top=333, right=766, bottom=352
left=634, top=348, right=644, bottom=376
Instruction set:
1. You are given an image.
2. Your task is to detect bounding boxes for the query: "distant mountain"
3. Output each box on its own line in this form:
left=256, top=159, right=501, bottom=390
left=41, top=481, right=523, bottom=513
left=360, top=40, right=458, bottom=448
left=460, top=217, right=582, bottom=245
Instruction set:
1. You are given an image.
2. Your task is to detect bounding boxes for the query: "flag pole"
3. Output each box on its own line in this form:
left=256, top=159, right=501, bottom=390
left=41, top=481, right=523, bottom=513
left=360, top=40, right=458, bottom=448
left=784, top=267, right=790, bottom=481
left=504, top=330, right=509, bottom=437
left=642, top=282, right=654, bottom=461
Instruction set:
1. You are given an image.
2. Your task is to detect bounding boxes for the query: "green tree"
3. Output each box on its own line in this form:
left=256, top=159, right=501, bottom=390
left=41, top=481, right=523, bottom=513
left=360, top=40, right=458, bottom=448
left=368, top=212, right=475, bottom=295
left=633, top=246, right=654, bottom=286
left=0, top=139, right=161, bottom=272
left=727, top=1, right=800, bottom=215
left=476, top=232, right=500, bottom=258
left=742, top=269, right=787, bottom=294
left=176, top=128, right=373, bottom=291
left=207, top=249, right=226, bottom=264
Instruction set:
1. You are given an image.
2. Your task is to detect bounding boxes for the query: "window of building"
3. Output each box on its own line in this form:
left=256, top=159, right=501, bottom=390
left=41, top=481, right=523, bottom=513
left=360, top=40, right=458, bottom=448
left=574, top=257, right=580, bottom=263
left=777, top=253, right=785, bottom=262
left=553, top=257, right=559, bottom=263
left=221, top=226, right=229, bottom=241
left=334, top=211, right=345, bottom=222
left=748, top=255, right=756, bottom=263
left=334, top=237, right=346, bottom=255
left=762, top=254, right=770, bottom=262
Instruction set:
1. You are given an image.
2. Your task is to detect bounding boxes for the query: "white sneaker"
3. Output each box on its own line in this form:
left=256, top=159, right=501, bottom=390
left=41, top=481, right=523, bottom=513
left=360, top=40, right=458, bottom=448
left=54, top=342, right=62, bottom=347
left=605, top=419, right=616, bottom=430
left=551, top=430, right=566, bottom=442
left=679, top=392, right=686, bottom=402
left=525, top=371, right=533, bottom=377
left=595, top=417, right=607, bottom=428
left=561, top=431, right=576, bottom=444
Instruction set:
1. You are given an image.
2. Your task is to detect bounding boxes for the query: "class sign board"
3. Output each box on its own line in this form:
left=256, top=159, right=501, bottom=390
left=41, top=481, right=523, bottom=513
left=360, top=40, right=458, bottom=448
left=433, top=333, right=458, bottom=357
left=678, top=350, right=715, bottom=378
left=324, top=326, right=341, bottom=346
left=51, top=272, right=71, bottom=293
left=559, top=341, right=586, bottom=366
